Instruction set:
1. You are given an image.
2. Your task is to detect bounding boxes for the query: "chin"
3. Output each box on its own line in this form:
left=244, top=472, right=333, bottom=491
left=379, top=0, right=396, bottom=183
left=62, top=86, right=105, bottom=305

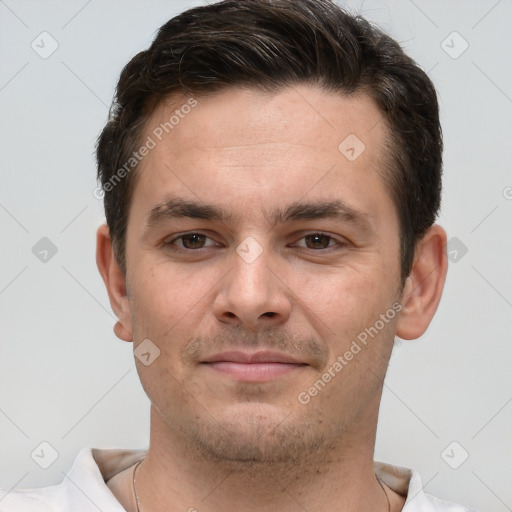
left=181, top=402, right=328, bottom=465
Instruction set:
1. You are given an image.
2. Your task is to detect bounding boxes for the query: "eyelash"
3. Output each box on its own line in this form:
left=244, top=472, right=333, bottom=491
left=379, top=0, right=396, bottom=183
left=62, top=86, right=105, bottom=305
left=163, top=232, right=347, bottom=252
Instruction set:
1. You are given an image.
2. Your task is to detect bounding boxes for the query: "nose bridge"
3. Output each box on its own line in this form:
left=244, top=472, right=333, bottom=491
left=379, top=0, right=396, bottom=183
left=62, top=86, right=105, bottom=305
left=213, top=236, right=291, bottom=328
left=232, top=242, right=272, bottom=295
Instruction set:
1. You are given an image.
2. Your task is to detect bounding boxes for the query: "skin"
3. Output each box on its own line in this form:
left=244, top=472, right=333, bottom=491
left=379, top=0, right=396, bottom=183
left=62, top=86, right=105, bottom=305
left=97, top=85, right=448, bottom=512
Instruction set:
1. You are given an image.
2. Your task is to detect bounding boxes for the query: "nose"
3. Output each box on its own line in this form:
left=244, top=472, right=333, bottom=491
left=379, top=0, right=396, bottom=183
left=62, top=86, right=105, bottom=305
left=212, top=245, right=292, bottom=330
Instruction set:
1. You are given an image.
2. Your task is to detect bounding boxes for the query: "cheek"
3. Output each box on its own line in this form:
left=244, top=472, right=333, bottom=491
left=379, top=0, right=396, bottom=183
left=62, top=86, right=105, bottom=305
left=294, top=261, right=399, bottom=349
left=128, top=267, right=201, bottom=403
left=132, top=258, right=203, bottom=312
left=128, top=263, right=202, bottom=350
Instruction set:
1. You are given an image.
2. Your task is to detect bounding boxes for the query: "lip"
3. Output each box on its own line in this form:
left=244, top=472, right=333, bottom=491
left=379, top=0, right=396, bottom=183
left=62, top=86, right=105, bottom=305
left=202, top=351, right=303, bottom=364
left=200, top=351, right=307, bottom=382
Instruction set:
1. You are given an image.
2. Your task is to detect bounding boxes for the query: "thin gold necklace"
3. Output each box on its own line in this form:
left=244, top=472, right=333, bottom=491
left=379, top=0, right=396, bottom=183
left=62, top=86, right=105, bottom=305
left=132, top=460, right=391, bottom=512
left=132, top=459, right=143, bottom=512
left=377, top=474, right=392, bottom=512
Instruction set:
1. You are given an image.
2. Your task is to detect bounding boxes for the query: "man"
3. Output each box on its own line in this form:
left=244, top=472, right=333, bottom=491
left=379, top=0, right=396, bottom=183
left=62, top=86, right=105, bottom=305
left=1, top=0, right=476, bottom=510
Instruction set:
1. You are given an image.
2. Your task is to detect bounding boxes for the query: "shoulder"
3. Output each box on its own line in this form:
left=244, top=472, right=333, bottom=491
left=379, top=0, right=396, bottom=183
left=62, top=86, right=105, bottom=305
left=0, top=448, right=139, bottom=512
left=414, top=491, right=480, bottom=512
left=374, top=460, right=480, bottom=512
left=0, top=486, right=60, bottom=511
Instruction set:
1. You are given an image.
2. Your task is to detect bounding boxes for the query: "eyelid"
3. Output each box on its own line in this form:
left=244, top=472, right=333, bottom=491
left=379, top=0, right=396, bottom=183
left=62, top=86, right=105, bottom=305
left=290, top=231, right=348, bottom=249
left=163, top=231, right=221, bottom=250
left=162, top=230, right=349, bottom=252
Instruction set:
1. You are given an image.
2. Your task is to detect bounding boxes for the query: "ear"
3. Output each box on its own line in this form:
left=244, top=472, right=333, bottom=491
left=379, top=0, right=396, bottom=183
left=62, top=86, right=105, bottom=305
left=396, top=224, right=448, bottom=340
left=96, top=224, right=133, bottom=342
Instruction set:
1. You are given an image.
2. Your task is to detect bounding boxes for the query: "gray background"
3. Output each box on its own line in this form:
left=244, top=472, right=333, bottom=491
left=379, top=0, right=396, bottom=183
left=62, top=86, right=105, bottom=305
left=0, top=1, right=511, bottom=511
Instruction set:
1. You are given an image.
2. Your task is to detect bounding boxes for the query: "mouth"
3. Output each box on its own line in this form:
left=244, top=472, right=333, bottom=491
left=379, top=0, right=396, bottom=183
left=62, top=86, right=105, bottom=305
left=200, top=351, right=308, bottom=382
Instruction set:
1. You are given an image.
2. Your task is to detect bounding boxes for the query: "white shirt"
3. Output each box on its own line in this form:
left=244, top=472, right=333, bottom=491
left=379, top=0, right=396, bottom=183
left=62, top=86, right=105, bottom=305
left=0, top=448, right=478, bottom=511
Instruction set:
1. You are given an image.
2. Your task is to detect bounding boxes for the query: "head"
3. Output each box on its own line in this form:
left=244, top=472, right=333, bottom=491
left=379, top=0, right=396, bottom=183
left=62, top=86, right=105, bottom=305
left=96, top=0, right=447, bottom=465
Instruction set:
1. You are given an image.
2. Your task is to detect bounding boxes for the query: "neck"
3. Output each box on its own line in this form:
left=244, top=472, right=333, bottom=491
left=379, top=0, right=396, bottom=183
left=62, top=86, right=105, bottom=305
left=134, top=403, right=391, bottom=512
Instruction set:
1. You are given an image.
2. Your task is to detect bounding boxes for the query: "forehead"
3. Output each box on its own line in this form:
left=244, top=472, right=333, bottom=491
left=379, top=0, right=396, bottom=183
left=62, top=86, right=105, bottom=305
left=145, top=86, right=386, bottom=163
left=130, top=85, right=392, bottom=227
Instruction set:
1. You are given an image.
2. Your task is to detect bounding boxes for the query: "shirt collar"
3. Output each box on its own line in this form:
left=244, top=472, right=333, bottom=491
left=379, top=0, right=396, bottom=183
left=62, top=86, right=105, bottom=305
left=66, top=449, right=430, bottom=511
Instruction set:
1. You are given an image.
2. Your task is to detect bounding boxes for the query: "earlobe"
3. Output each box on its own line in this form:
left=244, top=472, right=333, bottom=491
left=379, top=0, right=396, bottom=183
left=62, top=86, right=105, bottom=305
left=113, top=320, right=133, bottom=342
left=395, top=224, right=448, bottom=340
left=96, top=224, right=133, bottom=342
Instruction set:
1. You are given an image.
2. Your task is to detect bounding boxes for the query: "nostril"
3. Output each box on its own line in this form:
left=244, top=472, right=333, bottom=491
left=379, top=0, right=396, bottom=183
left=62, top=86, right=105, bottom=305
left=262, top=312, right=276, bottom=318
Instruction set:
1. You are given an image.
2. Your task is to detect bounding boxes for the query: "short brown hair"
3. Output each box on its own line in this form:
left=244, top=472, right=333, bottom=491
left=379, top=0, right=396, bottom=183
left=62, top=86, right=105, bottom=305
left=96, top=0, right=442, bottom=284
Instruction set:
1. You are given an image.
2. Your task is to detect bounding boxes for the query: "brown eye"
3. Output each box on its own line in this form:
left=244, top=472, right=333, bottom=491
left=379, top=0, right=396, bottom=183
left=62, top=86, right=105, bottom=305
left=164, top=232, right=220, bottom=252
left=180, top=233, right=207, bottom=249
left=304, top=233, right=333, bottom=249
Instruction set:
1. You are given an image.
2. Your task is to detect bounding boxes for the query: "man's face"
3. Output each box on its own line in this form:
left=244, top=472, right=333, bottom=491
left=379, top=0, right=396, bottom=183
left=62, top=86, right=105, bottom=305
left=123, top=86, right=403, bottom=463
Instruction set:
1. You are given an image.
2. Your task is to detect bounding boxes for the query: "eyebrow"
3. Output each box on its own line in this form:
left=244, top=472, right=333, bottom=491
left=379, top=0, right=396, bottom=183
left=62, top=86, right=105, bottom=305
left=146, top=197, right=374, bottom=234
